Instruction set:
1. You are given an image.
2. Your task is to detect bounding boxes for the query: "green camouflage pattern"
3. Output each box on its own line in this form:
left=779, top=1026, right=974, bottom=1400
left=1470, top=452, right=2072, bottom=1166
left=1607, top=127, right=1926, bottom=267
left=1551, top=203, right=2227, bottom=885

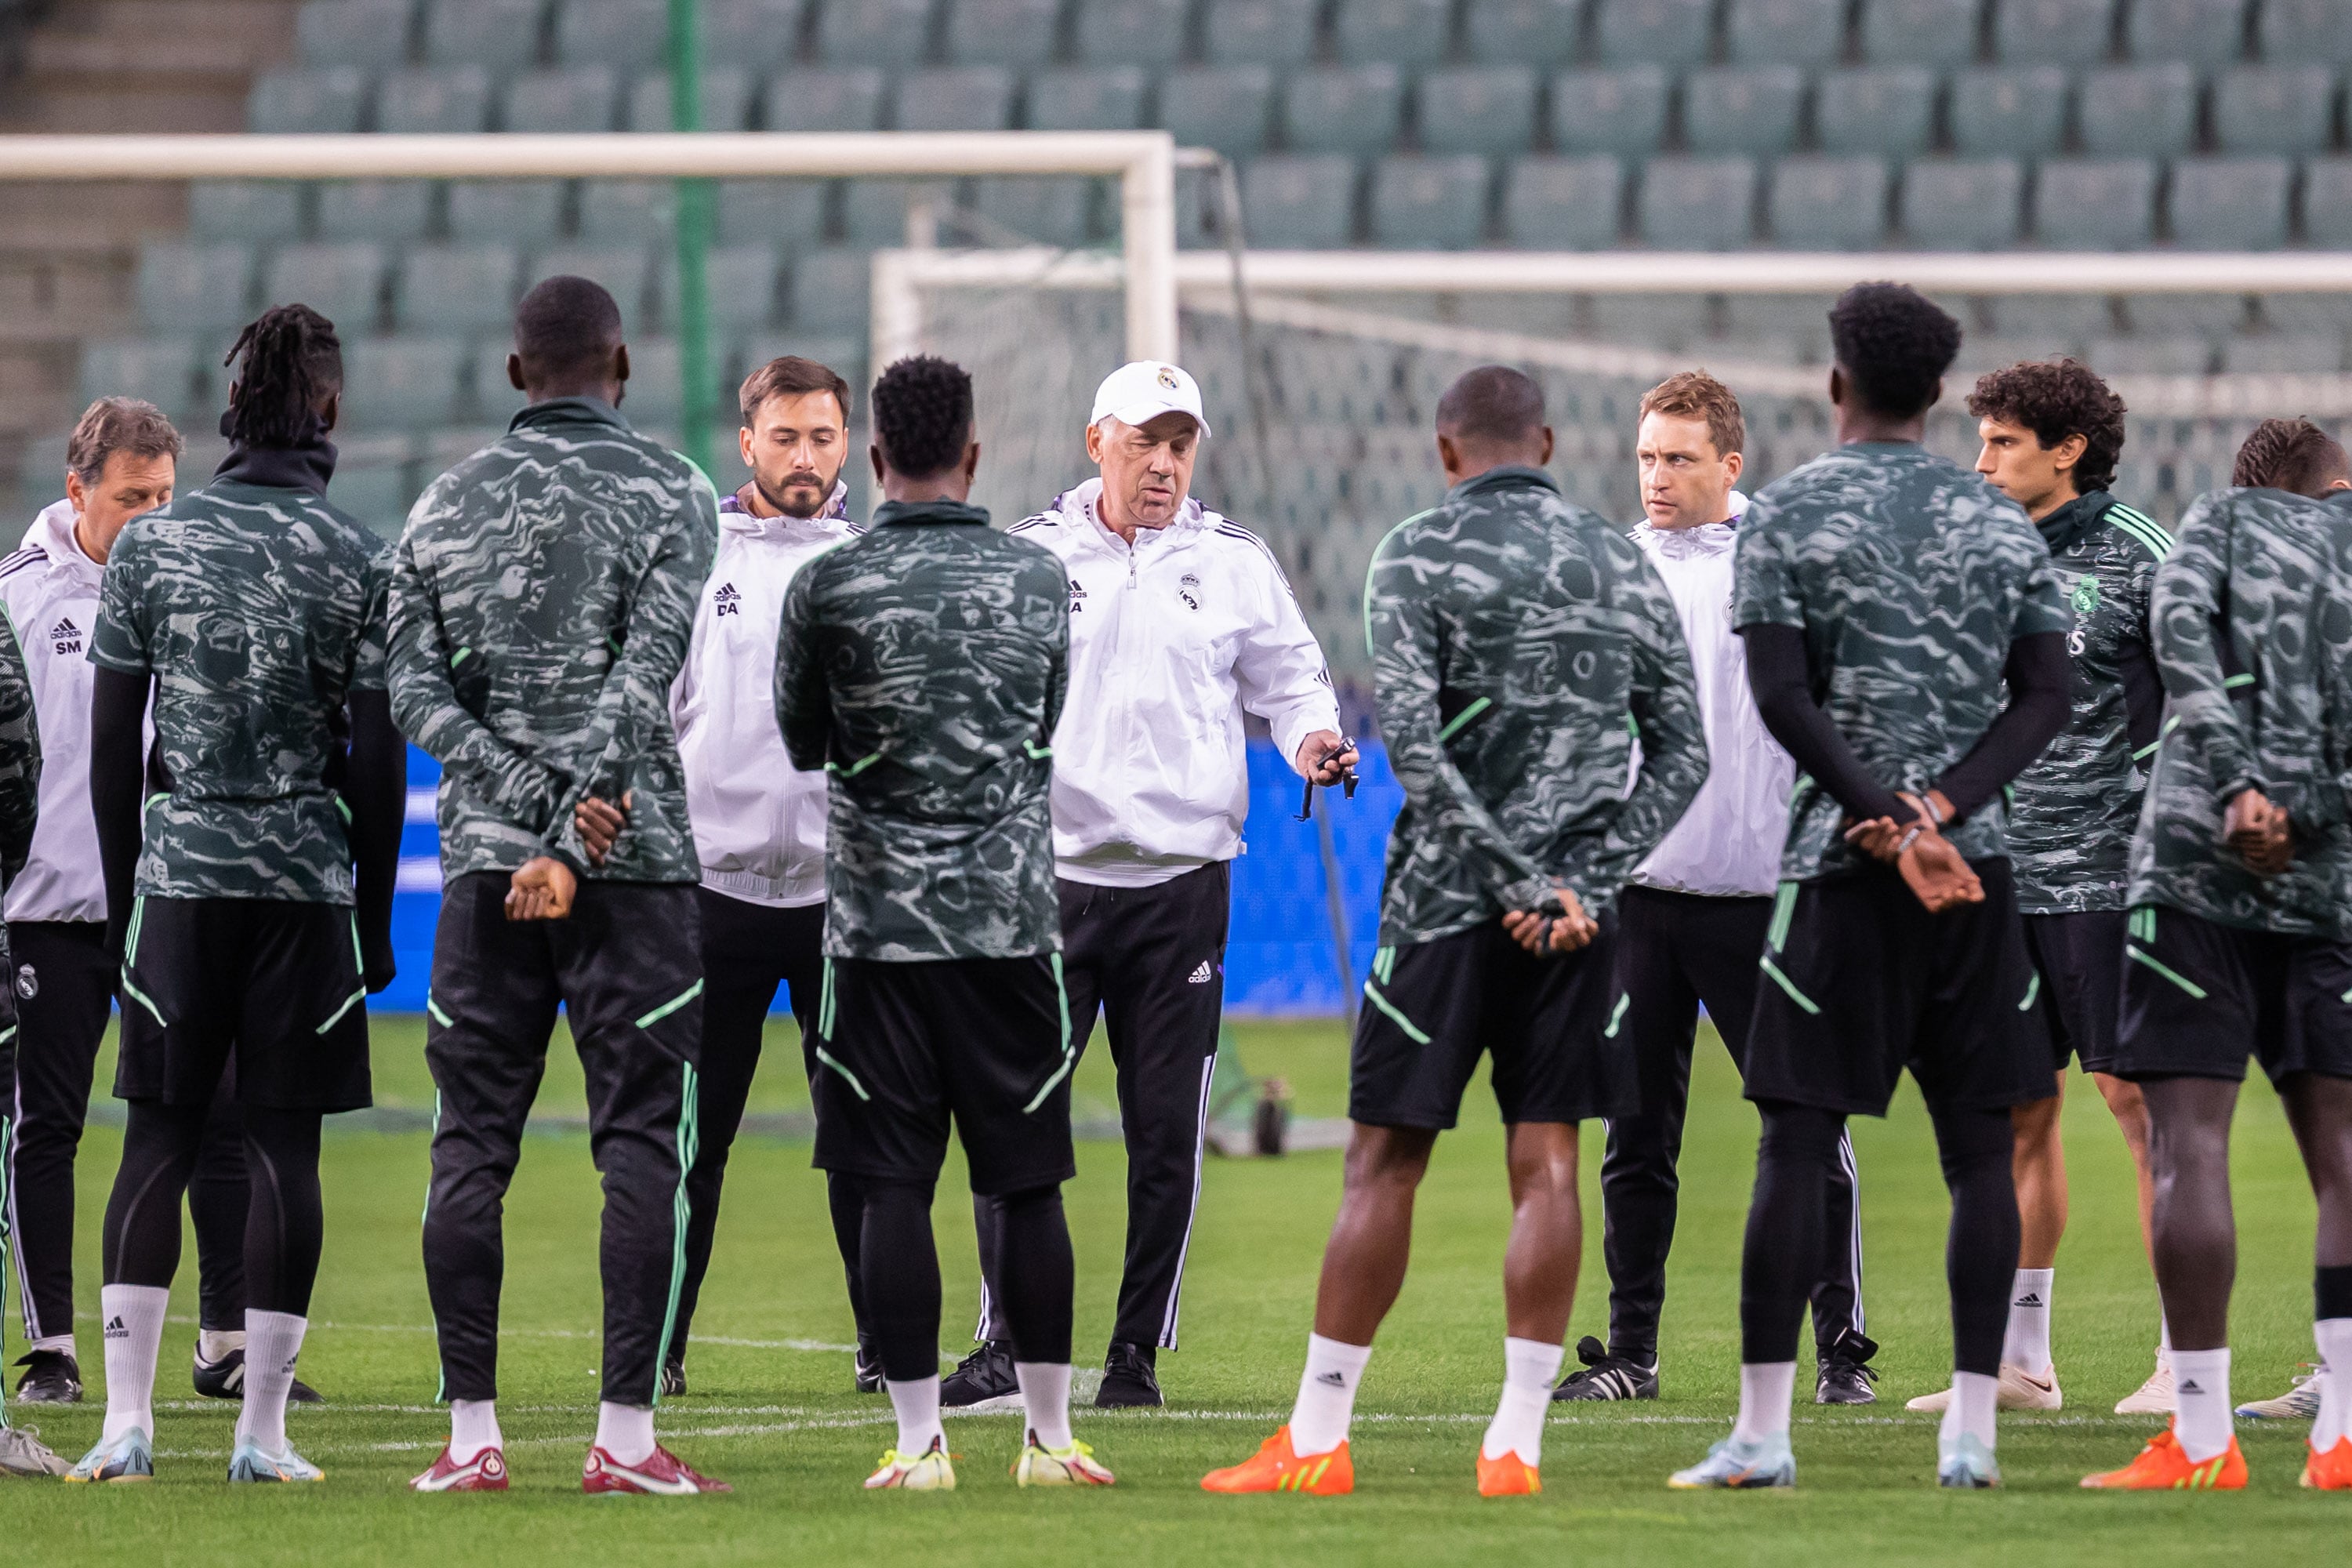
left=2129, top=488, right=2352, bottom=937
left=2009, top=492, right=2173, bottom=913
left=89, top=479, right=387, bottom=902
left=1363, top=466, right=1708, bottom=946
left=775, top=499, right=1069, bottom=961
left=389, top=399, right=717, bottom=883
left=1736, top=442, right=2071, bottom=882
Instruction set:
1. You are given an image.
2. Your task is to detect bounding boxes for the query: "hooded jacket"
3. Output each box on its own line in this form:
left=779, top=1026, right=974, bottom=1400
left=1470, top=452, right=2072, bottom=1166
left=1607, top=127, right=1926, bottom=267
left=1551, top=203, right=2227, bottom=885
left=0, top=499, right=113, bottom=922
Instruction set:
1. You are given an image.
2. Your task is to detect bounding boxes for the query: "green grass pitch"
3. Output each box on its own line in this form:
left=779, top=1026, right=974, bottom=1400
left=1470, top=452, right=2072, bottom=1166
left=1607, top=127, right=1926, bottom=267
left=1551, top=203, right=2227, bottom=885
left=7, top=1015, right=2344, bottom=1563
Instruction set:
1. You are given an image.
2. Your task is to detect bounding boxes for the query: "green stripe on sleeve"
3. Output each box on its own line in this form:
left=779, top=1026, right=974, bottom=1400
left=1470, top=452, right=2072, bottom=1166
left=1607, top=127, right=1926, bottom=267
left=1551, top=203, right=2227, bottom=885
left=1436, top=695, right=1492, bottom=743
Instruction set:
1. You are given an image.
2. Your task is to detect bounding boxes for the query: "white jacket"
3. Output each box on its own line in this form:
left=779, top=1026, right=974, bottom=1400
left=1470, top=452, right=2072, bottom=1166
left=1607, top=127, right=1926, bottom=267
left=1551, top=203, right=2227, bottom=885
left=670, top=489, right=860, bottom=908
left=0, top=500, right=112, bottom=924
left=1011, top=480, right=1339, bottom=887
left=1628, top=495, right=1795, bottom=898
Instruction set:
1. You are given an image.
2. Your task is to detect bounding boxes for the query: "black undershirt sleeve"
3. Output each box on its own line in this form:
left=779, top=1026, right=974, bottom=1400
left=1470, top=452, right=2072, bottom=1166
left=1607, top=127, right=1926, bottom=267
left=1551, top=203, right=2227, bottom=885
left=344, top=689, right=406, bottom=992
left=1739, top=622, right=1910, bottom=824
left=89, top=667, right=150, bottom=961
left=1933, top=631, right=2074, bottom=820
left=2117, top=632, right=2166, bottom=761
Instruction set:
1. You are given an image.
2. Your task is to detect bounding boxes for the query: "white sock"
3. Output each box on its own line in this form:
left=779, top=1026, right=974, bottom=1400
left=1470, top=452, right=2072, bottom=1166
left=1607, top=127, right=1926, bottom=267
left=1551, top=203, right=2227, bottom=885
left=198, top=1327, right=245, bottom=1363
left=595, top=1401, right=656, bottom=1465
left=1481, top=1337, right=1563, bottom=1463
left=97, top=1284, right=170, bottom=1445
left=2171, top=1346, right=2233, bottom=1462
left=886, top=1376, right=945, bottom=1458
left=1288, top=1334, right=1372, bottom=1456
left=2002, top=1269, right=2054, bottom=1372
left=1732, top=1362, right=1796, bottom=1442
left=449, top=1398, right=503, bottom=1464
left=1015, top=1362, right=1073, bottom=1450
left=1940, top=1370, right=1999, bottom=1450
left=2159, top=1313, right=2172, bottom=1370
left=2314, top=1319, right=2352, bottom=1450
left=233, top=1310, right=307, bottom=1454
left=30, top=1334, right=74, bottom=1358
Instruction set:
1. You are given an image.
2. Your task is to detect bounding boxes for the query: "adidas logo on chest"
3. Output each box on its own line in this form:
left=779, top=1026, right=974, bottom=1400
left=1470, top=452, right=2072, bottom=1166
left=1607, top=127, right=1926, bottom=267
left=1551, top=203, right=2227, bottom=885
left=49, top=616, right=81, bottom=655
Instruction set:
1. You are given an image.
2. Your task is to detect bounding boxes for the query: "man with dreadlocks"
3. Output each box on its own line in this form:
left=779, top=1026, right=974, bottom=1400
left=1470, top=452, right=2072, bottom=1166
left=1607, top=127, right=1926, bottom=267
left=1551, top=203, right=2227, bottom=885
left=69, top=304, right=405, bottom=1486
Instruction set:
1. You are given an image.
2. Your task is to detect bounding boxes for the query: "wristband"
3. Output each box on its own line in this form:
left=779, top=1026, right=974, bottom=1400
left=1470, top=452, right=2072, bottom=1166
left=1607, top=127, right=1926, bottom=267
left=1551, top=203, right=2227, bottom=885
left=1895, top=823, right=1928, bottom=858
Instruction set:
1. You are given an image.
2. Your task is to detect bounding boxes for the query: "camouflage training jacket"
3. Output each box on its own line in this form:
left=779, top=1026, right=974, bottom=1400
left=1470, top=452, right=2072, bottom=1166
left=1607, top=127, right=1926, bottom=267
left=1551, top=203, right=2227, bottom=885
left=1363, top=465, right=1708, bottom=946
left=2008, top=492, right=2172, bottom=913
left=1736, top=442, right=2070, bottom=882
left=774, top=497, right=1069, bottom=961
left=389, top=397, right=717, bottom=883
left=2129, top=488, right=2352, bottom=936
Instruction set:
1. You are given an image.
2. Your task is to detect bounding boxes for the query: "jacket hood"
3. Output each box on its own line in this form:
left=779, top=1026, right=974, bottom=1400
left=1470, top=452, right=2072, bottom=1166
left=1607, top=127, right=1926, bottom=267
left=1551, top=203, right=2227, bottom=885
left=29, top=499, right=86, bottom=565
left=719, top=479, right=852, bottom=538
left=1048, top=477, right=1218, bottom=559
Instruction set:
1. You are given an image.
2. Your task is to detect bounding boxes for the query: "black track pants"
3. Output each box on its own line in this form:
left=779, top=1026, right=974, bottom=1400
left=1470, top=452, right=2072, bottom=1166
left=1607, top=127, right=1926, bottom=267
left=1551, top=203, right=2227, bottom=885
left=420, top=873, right=702, bottom=1406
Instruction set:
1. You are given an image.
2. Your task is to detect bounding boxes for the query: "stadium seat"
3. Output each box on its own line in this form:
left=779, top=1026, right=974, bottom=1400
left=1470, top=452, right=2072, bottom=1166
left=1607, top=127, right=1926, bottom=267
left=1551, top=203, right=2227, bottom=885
left=1949, top=67, right=2072, bottom=158
left=447, top=180, right=566, bottom=243
left=655, top=243, right=785, bottom=330
left=714, top=180, right=830, bottom=247
left=704, top=0, right=806, bottom=71
left=1241, top=154, right=1361, bottom=247
left=579, top=180, right=675, bottom=241
left=1283, top=66, right=1404, bottom=156
left=1721, top=290, right=1839, bottom=338
left=1766, top=156, right=1890, bottom=248
left=842, top=178, right=953, bottom=242
left=1501, top=154, right=1626, bottom=247
left=970, top=176, right=1099, bottom=245
left=188, top=180, right=305, bottom=242
left=1336, top=0, right=1452, bottom=66
left=892, top=66, right=1014, bottom=131
left=376, top=67, right=494, bottom=134
left=607, top=338, right=724, bottom=426
left=943, top=0, right=1062, bottom=67
left=1637, top=157, right=1759, bottom=249
left=2258, top=290, right=2352, bottom=331
left=1158, top=66, right=1276, bottom=157
left=2305, top=158, right=2352, bottom=245
left=1203, top=0, right=1320, bottom=67
left=2220, top=332, right=2343, bottom=372
left=1025, top=67, right=1147, bottom=129
left=1588, top=292, right=1711, bottom=345
left=1955, top=332, right=2078, bottom=372
left=2212, top=66, right=2339, bottom=155
left=2124, top=0, right=2249, bottom=66
left=297, top=1, right=416, bottom=69
left=554, top=0, right=667, bottom=67
left=1463, top=0, right=1581, bottom=64
left=2123, top=289, right=2248, bottom=332
left=1724, top=0, right=1849, bottom=64
left=1860, top=0, right=1982, bottom=66
left=1596, top=0, right=1715, bottom=67
left=327, top=447, right=415, bottom=539
left=2034, top=158, right=2158, bottom=249
left=527, top=244, right=655, bottom=318
left=1551, top=67, right=1671, bottom=158
left=1417, top=67, right=1538, bottom=156
left=1074, top=0, right=1189, bottom=64
left=1984, top=292, right=2115, bottom=338
left=815, top=0, right=937, bottom=64
left=423, top=0, right=544, bottom=71
left=2076, top=64, right=2197, bottom=157
left=1992, top=0, right=2116, bottom=65
left=626, top=69, right=757, bottom=131
left=2258, top=0, right=2352, bottom=67
left=2167, top=154, right=2292, bottom=248
left=248, top=67, right=368, bottom=134
left=764, top=67, right=887, bottom=132
left=1370, top=155, right=1491, bottom=247
left=339, top=336, right=470, bottom=430
left=314, top=180, right=434, bottom=241
left=1813, top=67, right=1938, bottom=157
left=263, top=241, right=389, bottom=330
left=393, top=244, right=524, bottom=331
left=1682, top=66, right=1806, bottom=156
left=739, top=330, right=867, bottom=391
left=2083, top=334, right=2214, bottom=372
left=1900, top=158, right=2027, bottom=247
left=78, top=337, right=200, bottom=424
left=786, top=245, right=873, bottom=332
left=503, top=67, right=622, bottom=132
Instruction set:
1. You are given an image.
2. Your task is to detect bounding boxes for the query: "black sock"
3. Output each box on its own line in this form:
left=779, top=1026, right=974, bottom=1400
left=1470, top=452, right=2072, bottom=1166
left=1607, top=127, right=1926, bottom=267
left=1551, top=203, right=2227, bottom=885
left=989, top=1185, right=1074, bottom=1366
left=2319, top=1264, right=2352, bottom=1322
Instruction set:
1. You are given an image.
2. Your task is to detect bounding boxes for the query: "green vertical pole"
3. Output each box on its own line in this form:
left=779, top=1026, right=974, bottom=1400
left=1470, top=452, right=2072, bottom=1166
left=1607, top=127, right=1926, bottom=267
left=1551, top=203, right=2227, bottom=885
left=670, top=0, right=714, bottom=477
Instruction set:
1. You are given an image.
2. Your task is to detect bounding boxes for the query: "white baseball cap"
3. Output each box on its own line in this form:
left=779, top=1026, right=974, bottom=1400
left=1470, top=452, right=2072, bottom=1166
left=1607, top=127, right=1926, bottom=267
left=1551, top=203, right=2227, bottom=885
left=1088, top=360, right=1211, bottom=439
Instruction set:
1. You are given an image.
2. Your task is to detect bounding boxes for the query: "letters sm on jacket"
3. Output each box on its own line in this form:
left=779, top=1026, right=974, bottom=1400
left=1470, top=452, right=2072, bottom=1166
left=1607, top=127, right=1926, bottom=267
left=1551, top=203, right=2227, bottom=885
left=1008, top=478, right=1340, bottom=887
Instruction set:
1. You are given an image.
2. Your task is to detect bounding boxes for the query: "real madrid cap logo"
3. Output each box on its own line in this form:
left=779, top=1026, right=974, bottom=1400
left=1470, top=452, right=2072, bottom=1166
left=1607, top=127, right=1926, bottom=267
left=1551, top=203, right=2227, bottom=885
left=1156, top=365, right=1180, bottom=390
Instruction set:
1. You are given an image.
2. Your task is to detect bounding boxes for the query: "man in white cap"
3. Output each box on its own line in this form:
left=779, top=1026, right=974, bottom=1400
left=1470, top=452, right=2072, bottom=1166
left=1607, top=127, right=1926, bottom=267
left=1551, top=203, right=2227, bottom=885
left=940, top=360, right=1353, bottom=1409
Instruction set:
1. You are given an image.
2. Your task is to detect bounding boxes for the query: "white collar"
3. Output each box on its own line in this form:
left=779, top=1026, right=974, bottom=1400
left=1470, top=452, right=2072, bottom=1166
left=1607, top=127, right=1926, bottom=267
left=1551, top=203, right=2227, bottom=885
left=1058, top=477, right=1205, bottom=560
left=32, top=499, right=105, bottom=576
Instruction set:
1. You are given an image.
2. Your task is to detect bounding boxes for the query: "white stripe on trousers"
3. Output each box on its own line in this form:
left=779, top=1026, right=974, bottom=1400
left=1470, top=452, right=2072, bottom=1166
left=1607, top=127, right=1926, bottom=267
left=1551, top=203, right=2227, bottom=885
left=1835, top=1126, right=1865, bottom=1337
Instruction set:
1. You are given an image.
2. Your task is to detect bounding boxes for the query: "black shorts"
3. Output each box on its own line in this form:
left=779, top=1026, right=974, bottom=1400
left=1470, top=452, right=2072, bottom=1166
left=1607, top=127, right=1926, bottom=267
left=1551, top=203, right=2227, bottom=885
left=1742, top=859, right=2051, bottom=1117
left=810, top=953, right=1078, bottom=1196
left=1350, top=914, right=1630, bottom=1130
left=2114, top=903, right=2352, bottom=1086
left=2022, top=909, right=2127, bottom=1074
left=115, top=895, right=372, bottom=1112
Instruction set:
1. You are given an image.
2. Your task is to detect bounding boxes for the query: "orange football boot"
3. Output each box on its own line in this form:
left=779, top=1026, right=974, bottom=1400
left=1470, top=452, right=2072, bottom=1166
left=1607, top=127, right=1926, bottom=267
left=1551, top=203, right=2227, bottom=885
left=1475, top=1450, right=1541, bottom=1497
left=1200, top=1427, right=1354, bottom=1495
left=2082, top=1425, right=2248, bottom=1490
left=2301, top=1436, right=2352, bottom=1490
